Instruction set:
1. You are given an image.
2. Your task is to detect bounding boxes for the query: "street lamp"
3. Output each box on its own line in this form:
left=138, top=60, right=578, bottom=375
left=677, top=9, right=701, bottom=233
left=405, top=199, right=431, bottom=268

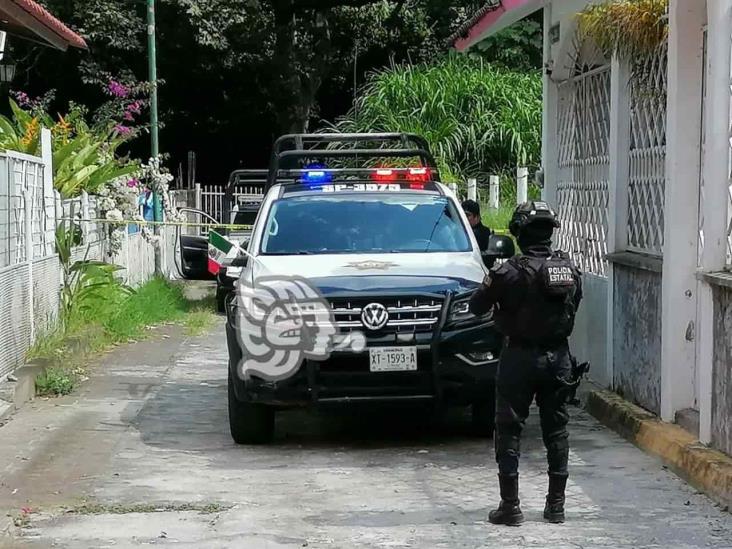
left=0, top=62, right=15, bottom=83
left=0, top=30, right=13, bottom=83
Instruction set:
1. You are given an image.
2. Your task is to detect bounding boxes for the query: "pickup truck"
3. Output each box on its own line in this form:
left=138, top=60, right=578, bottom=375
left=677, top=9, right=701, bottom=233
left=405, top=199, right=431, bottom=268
left=212, top=170, right=266, bottom=312
left=176, top=169, right=266, bottom=312
left=222, top=133, right=515, bottom=443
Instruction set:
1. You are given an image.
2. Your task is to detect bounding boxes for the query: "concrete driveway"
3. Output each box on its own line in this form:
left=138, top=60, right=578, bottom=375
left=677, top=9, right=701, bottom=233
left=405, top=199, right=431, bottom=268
left=0, top=319, right=730, bottom=548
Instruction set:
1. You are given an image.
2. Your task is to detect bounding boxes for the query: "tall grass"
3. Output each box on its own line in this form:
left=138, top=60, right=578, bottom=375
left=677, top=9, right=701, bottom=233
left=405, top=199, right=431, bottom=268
left=332, top=54, right=542, bottom=183
left=482, top=204, right=515, bottom=233
left=30, top=278, right=215, bottom=396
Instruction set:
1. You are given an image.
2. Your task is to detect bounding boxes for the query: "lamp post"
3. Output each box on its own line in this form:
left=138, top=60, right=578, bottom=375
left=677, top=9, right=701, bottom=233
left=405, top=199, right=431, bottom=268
left=0, top=31, right=15, bottom=84
left=147, top=0, right=159, bottom=161
left=147, top=0, right=163, bottom=274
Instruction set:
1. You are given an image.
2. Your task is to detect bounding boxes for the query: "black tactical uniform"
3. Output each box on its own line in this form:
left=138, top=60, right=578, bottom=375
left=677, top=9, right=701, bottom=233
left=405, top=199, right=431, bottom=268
left=469, top=201, right=583, bottom=526
left=462, top=199, right=493, bottom=251
left=472, top=222, right=493, bottom=253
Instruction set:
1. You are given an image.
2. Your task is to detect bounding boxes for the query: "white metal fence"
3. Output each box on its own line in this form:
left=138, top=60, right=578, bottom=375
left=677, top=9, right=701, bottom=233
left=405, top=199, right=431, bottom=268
left=196, top=183, right=265, bottom=225
left=627, top=44, right=668, bottom=256
left=0, top=132, right=191, bottom=379
left=555, top=66, right=611, bottom=277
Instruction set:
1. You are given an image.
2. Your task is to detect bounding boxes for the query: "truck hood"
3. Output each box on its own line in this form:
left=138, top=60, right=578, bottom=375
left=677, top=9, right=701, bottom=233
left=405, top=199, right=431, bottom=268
left=250, top=252, right=485, bottom=296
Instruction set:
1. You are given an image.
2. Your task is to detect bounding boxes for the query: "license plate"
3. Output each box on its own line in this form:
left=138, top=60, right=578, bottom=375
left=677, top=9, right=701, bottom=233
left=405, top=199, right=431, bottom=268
left=369, top=347, right=418, bottom=372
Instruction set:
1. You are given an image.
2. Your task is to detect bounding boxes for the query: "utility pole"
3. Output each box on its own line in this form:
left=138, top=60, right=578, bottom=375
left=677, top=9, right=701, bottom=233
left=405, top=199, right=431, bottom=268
left=148, top=0, right=159, bottom=160
left=147, top=0, right=163, bottom=274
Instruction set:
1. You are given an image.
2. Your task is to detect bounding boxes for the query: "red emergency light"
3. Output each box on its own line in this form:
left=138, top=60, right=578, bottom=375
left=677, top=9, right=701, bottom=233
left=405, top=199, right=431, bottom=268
left=405, top=167, right=431, bottom=182
left=372, top=168, right=395, bottom=182
left=370, top=167, right=432, bottom=183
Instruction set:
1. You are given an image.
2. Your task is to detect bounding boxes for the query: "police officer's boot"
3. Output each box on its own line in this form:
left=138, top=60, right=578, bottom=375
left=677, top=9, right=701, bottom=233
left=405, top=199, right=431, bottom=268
left=543, top=472, right=568, bottom=523
left=488, top=473, right=524, bottom=526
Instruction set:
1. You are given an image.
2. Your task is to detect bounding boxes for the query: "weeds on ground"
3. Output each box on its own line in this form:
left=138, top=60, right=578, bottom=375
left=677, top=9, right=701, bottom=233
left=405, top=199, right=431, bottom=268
left=35, top=366, right=74, bottom=396
left=65, top=501, right=228, bottom=515
left=29, top=278, right=216, bottom=396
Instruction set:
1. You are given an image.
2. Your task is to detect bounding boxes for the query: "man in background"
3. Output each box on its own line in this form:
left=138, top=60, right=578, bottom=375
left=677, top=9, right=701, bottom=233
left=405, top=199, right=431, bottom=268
left=462, top=199, right=492, bottom=252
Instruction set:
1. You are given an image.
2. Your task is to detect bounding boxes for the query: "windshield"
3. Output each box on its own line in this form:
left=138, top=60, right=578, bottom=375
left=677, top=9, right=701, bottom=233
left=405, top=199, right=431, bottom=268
left=260, top=194, right=471, bottom=255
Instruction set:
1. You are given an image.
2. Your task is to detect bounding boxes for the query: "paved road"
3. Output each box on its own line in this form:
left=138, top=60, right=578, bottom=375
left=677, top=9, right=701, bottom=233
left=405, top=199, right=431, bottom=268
left=0, top=318, right=730, bottom=548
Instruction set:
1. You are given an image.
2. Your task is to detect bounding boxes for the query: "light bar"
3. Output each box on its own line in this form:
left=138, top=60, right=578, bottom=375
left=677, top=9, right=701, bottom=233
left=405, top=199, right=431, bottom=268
left=370, top=167, right=433, bottom=183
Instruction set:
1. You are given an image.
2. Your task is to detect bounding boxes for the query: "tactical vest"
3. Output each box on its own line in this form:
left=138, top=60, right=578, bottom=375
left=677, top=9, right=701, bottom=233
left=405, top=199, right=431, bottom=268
left=495, top=251, right=580, bottom=345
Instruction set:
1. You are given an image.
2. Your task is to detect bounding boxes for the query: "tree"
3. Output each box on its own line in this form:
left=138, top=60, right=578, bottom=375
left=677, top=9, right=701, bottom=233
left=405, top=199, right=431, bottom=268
left=471, top=15, right=543, bottom=72
left=14, top=1, right=515, bottom=182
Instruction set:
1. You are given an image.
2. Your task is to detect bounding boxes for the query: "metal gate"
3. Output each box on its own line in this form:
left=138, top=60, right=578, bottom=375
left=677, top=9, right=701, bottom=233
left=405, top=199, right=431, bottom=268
left=195, top=183, right=265, bottom=225
left=555, top=65, right=611, bottom=277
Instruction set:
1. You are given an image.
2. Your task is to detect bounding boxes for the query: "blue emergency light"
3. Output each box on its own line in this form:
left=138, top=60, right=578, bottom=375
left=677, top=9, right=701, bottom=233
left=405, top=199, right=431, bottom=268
left=302, top=164, right=333, bottom=184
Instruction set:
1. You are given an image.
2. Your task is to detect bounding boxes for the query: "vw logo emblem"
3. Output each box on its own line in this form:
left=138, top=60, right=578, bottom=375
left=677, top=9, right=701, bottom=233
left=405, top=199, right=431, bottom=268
left=361, top=302, right=389, bottom=331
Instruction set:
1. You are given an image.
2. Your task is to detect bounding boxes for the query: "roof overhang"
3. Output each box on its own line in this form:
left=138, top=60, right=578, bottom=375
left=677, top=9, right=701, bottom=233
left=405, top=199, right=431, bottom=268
left=453, top=0, right=544, bottom=52
left=0, top=0, right=87, bottom=51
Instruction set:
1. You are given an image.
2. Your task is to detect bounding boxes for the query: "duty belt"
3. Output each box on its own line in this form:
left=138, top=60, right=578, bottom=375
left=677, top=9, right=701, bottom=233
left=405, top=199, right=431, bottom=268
left=505, top=337, right=569, bottom=350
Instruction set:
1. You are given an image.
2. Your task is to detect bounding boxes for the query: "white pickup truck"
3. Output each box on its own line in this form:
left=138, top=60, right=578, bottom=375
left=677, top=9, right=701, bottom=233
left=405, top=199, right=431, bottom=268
left=221, top=133, right=515, bottom=444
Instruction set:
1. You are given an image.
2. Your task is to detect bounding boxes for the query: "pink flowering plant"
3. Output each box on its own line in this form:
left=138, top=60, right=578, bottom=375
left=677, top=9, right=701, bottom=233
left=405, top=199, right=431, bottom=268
left=0, top=77, right=180, bottom=255
left=0, top=76, right=151, bottom=198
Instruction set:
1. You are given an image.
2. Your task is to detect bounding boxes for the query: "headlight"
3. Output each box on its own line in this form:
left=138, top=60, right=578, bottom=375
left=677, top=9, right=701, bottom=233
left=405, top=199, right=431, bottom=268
left=448, top=295, right=492, bottom=326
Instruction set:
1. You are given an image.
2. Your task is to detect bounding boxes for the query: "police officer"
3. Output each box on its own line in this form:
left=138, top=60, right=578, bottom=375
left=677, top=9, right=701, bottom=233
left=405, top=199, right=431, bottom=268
left=462, top=199, right=493, bottom=252
left=469, top=201, right=582, bottom=526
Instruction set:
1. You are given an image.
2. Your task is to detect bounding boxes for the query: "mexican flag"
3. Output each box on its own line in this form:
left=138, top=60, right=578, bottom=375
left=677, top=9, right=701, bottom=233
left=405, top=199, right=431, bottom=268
left=208, top=230, right=240, bottom=275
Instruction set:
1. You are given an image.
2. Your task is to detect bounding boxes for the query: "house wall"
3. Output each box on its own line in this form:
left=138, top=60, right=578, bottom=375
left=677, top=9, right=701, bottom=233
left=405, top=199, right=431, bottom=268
left=712, top=283, right=732, bottom=455
left=613, top=264, right=663, bottom=414
left=570, top=274, right=609, bottom=388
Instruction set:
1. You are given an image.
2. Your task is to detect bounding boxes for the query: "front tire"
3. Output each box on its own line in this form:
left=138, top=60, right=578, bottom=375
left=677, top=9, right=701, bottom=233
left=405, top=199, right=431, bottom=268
left=228, top=372, right=274, bottom=444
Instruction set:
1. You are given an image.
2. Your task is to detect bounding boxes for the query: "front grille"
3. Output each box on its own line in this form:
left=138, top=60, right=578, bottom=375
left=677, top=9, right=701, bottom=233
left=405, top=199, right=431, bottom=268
left=329, top=296, right=443, bottom=334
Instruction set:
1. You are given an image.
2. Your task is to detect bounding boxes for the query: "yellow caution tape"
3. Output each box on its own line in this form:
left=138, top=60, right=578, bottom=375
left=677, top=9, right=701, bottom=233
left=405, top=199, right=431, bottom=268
left=58, top=217, right=510, bottom=236
left=57, top=217, right=254, bottom=230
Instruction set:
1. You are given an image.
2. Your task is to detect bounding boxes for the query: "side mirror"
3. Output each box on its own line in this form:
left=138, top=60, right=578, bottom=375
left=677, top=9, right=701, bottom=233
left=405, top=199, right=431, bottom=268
left=487, top=234, right=516, bottom=259
left=481, top=234, right=516, bottom=268
left=230, top=254, right=248, bottom=267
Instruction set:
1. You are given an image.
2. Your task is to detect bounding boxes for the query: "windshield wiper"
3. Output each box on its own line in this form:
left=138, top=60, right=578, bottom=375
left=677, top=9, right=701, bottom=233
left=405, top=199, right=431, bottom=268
left=424, top=208, right=447, bottom=252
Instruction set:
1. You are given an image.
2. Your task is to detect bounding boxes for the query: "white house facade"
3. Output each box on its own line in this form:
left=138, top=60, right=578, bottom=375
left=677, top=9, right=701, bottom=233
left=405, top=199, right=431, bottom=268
left=454, top=0, right=732, bottom=458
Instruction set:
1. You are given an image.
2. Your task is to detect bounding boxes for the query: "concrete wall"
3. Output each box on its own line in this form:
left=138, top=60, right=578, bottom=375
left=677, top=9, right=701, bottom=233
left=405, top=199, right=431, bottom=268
left=613, top=264, right=663, bottom=414
left=712, top=284, right=732, bottom=455
left=571, top=274, right=610, bottom=388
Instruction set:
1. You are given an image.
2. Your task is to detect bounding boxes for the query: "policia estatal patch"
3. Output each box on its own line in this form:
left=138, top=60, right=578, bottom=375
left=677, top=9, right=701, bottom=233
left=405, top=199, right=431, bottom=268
left=547, top=265, right=573, bottom=284
left=541, top=254, right=577, bottom=297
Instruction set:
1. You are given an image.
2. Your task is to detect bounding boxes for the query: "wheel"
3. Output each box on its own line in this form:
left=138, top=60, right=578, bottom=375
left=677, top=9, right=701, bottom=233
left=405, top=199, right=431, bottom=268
left=228, top=372, right=275, bottom=444
left=472, top=390, right=496, bottom=438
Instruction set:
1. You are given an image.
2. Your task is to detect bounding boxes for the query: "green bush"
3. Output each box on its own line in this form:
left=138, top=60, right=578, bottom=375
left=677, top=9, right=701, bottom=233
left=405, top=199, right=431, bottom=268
left=0, top=99, right=139, bottom=197
left=102, top=278, right=189, bottom=340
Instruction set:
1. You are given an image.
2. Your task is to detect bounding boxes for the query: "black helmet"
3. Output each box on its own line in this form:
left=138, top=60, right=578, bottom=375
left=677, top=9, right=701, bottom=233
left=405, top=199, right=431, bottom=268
left=509, top=201, right=560, bottom=238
